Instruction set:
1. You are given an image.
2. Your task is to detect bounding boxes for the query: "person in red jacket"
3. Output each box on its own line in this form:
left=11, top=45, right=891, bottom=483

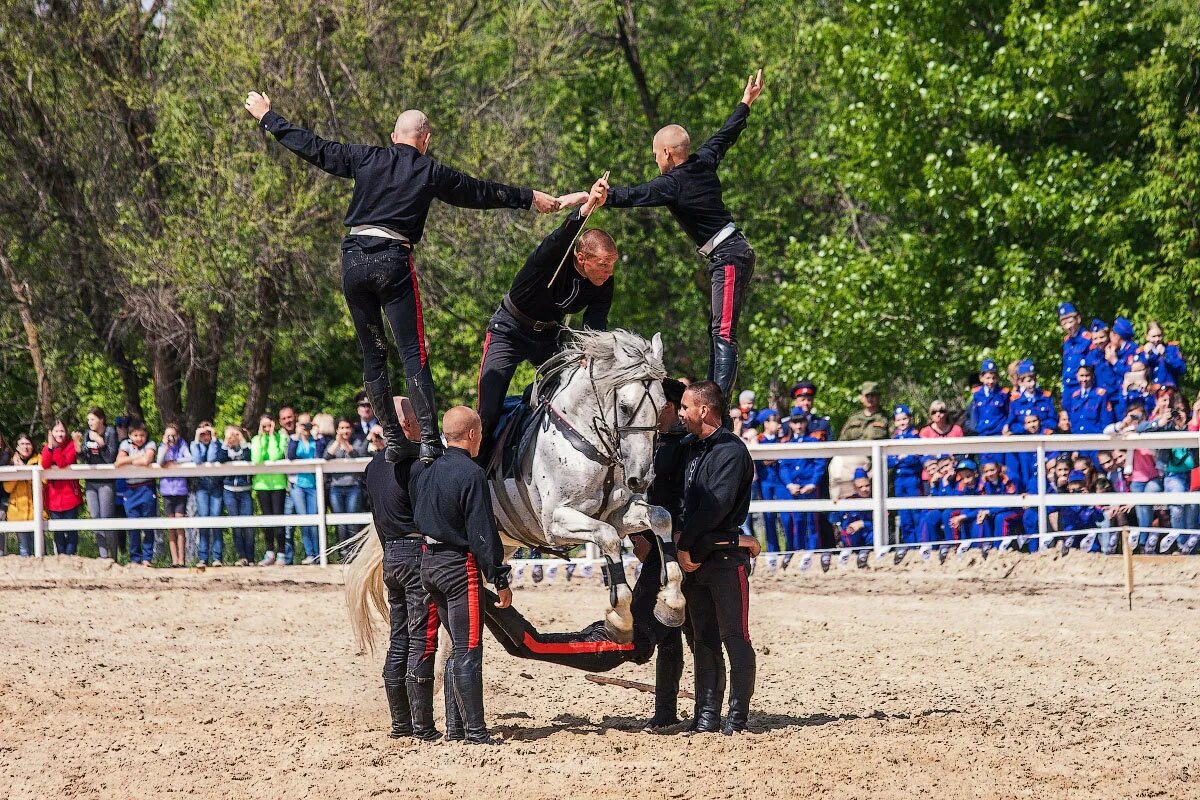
left=41, top=420, right=83, bottom=555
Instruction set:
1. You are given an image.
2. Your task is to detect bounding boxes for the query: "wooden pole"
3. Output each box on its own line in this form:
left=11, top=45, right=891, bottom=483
left=1122, top=527, right=1135, bottom=611
left=585, top=673, right=694, bottom=699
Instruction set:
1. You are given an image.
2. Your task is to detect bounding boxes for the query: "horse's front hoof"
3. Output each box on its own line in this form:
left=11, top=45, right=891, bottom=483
left=652, top=598, right=686, bottom=629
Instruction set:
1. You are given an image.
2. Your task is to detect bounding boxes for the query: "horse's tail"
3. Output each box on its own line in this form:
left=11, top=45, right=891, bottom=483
left=342, top=524, right=388, bottom=655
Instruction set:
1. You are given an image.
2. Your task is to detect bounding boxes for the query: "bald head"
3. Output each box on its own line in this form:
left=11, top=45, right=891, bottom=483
left=443, top=406, right=481, bottom=445
left=392, top=110, right=432, bottom=152
left=653, top=124, right=691, bottom=172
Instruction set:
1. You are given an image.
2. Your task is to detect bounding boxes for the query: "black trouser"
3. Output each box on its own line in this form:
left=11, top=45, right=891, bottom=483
left=706, top=239, right=756, bottom=401
left=383, top=539, right=439, bottom=684
left=477, top=305, right=559, bottom=443
left=255, top=489, right=286, bottom=553
left=683, top=549, right=755, bottom=717
left=341, top=236, right=440, bottom=442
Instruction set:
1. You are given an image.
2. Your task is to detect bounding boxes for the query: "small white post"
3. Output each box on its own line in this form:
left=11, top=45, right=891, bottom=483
left=871, top=443, right=887, bottom=554
left=31, top=464, right=45, bottom=557
left=316, top=464, right=328, bottom=567
left=1036, top=441, right=1048, bottom=547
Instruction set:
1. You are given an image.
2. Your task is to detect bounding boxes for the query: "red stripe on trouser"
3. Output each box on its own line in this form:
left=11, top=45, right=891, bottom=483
left=423, top=601, right=439, bottom=658
left=409, top=253, right=428, bottom=367
left=737, top=563, right=751, bottom=642
left=477, top=331, right=492, bottom=398
left=521, top=632, right=634, bottom=655
left=718, top=265, right=736, bottom=341
left=466, top=553, right=481, bottom=648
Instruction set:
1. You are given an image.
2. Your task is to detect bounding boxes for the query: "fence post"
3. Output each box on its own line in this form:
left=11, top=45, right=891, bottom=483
left=871, top=443, right=886, bottom=555
left=316, top=464, right=328, bottom=567
left=31, top=464, right=45, bottom=557
left=1035, top=441, right=1047, bottom=546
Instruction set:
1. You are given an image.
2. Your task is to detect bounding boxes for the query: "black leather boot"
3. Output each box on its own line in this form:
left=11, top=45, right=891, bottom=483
left=645, top=638, right=683, bottom=730
left=685, top=663, right=723, bottom=734
left=407, top=369, right=445, bottom=463
left=364, top=376, right=419, bottom=464
left=384, top=681, right=413, bottom=739
left=443, top=659, right=465, bottom=742
left=405, top=676, right=440, bottom=742
left=722, top=666, right=755, bottom=735
left=711, top=337, right=740, bottom=409
left=451, top=651, right=495, bottom=744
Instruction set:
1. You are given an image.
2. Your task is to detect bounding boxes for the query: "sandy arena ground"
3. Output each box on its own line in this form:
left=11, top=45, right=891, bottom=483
left=2, top=551, right=1199, bottom=799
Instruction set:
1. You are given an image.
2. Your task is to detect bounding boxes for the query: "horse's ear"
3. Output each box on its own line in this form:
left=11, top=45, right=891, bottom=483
left=651, top=332, right=663, bottom=363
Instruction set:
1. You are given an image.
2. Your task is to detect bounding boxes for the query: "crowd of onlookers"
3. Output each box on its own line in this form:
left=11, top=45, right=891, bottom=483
left=733, top=306, right=1198, bottom=555
left=0, top=393, right=386, bottom=565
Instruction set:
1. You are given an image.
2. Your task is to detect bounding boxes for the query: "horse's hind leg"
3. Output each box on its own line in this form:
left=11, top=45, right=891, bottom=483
left=615, top=499, right=685, bottom=629
left=547, top=506, right=632, bottom=642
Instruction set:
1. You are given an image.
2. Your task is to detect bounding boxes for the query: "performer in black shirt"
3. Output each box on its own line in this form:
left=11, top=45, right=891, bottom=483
left=560, top=71, right=765, bottom=400
left=676, top=380, right=756, bottom=734
left=412, top=407, right=511, bottom=744
left=476, top=175, right=615, bottom=447
left=243, top=91, right=560, bottom=463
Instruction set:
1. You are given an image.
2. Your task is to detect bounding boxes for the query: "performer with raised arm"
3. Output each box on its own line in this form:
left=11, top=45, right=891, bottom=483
left=243, top=91, right=560, bottom=463
left=560, top=71, right=765, bottom=398
left=476, top=175, right=615, bottom=448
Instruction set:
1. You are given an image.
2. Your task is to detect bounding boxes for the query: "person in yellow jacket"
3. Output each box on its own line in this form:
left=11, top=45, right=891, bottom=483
left=4, top=434, right=44, bottom=557
left=250, top=415, right=289, bottom=566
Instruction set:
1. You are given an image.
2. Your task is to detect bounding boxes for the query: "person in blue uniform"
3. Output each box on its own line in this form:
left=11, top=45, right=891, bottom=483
left=780, top=414, right=825, bottom=551
left=1111, top=316, right=1138, bottom=366
left=942, top=460, right=981, bottom=543
left=1138, top=321, right=1187, bottom=389
left=1083, top=320, right=1127, bottom=397
left=916, top=455, right=956, bottom=544
left=974, top=460, right=1022, bottom=550
left=1065, top=364, right=1114, bottom=435
left=1058, top=302, right=1091, bottom=398
left=968, top=358, right=1008, bottom=465
left=1005, top=360, right=1057, bottom=433
left=754, top=410, right=787, bottom=552
left=788, top=381, right=834, bottom=441
left=1057, top=470, right=1105, bottom=550
left=829, top=469, right=874, bottom=547
left=1004, top=411, right=1054, bottom=552
left=887, top=405, right=923, bottom=544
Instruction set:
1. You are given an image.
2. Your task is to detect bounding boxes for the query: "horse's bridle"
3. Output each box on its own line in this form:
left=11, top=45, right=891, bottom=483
left=585, top=357, right=661, bottom=465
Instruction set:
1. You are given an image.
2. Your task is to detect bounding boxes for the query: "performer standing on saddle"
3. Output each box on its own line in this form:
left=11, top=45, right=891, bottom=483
left=412, top=407, right=512, bottom=745
left=675, top=381, right=756, bottom=734
left=243, top=91, right=560, bottom=462
left=560, top=71, right=765, bottom=398
left=363, top=396, right=442, bottom=742
left=476, top=175, right=615, bottom=446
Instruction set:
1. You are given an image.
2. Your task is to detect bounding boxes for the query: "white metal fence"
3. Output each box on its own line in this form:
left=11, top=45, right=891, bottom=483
left=1, top=430, right=1197, bottom=564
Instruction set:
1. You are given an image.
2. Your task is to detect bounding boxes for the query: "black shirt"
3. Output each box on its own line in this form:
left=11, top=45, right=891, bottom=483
left=677, top=426, right=754, bottom=556
left=364, top=450, right=419, bottom=544
left=607, top=103, right=750, bottom=247
left=647, top=428, right=693, bottom=532
left=260, top=111, right=533, bottom=242
left=506, top=210, right=612, bottom=329
left=411, top=447, right=510, bottom=588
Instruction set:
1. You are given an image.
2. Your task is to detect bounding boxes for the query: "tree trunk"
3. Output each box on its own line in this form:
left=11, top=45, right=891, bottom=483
left=615, top=0, right=660, bottom=132
left=184, top=317, right=225, bottom=435
left=147, top=334, right=184, bottom=430
left=241, top=336, right=274, bottom=432
left=0, top=245, right=53, bottom=429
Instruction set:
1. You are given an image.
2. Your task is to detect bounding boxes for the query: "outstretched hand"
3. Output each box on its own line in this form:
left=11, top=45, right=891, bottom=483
left=244, top=91, right=271, bottom=121
left=531, top=191, right=561, bottom=214
left=741, top=68, right=764, bottom=106
left=556, top=191, right=589, bottom=209
left=580, top=172, right=610, bottom=217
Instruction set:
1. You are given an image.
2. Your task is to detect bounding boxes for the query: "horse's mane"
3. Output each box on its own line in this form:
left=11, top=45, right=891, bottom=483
left=535, top=328, right=666, bottom=399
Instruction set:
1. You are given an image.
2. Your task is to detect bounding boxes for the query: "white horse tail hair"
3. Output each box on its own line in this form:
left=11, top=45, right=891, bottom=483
left=342, top=524, right=388, bottom=655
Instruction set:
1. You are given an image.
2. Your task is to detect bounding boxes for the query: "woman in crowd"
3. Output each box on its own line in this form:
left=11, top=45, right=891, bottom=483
left=218, top=425, right=255, bottom=566
left=42, top=420, right=82, bottom=555
left=1140, top=392, right=1197, bottom=544
left=156, top=422, right=193, bottom=567
left=191, top=421, right=224, bottom=566
left=76, top=407, right=119, bottom=560
left=4, top=434, right=40, bottom=556
left=251, top=414, right=288, bottom=566
left=324, top=417, right=365, bottom=552
left=919, top=400, right=963, bottom=440
left=287, top=412, right=325, bottom=564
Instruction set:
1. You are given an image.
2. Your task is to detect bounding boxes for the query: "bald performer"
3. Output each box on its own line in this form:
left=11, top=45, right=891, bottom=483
left=560, top=71, right=765, bottom=400
left=244, top=92, right=560, bottom=463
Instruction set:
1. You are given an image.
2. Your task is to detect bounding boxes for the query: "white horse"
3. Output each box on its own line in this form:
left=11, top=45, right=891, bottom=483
left=487, top=328, right=684, bottom=642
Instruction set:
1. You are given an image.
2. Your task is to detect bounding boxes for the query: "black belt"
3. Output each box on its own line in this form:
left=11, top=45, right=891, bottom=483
left=502, top=294, right=561, bottom=333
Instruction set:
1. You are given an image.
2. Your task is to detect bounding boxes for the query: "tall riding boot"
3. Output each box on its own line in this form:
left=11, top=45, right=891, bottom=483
left=405, top=676, right=440, bottom=742
left=407, top=369, right=445, bottom=463
left=364, top=376, right=419, bottom=464
left=384, top=681, right=413, bottom=739
left=686, top=659, right=724, bottom=734
left=450, top=650, right=494, bottom=744
left=645, top=636, right=683, bottom=729
left=711, top=337, right=739, bottom=409
left=722, top=666, right=756, bottom=735
left=443, top=659, right=465, bottom=742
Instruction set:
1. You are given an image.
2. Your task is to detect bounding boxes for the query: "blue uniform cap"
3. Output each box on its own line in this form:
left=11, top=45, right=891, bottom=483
left=1017, top=359, right=1036, bottom=376
left=1113, top=316, right=1135, bottom=340
left=980, top=358, right=997, bottom=374
left=1057, top=302, right=1077, bottom=318
left=893, top=404, right=911, bottom=418
left=1067, top=470, right=1087, bottom=483
left=955, top=459, right=977, bottom=472
left=1090, top=318, right=1107, bottom=333
left=852, top=467, right=869, bottom=481
left=754, top=409, right=780, bottom=426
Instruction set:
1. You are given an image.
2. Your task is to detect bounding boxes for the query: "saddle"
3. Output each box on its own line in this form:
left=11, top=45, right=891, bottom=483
left=486, top=388, right=544, bottom=481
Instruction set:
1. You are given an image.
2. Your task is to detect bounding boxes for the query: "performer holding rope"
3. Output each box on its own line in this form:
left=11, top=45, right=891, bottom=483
left=243, top=91, right=560, bottom=462
left=476, top=175, right=615, bottom=449
left=559, top=71, right=765, bottom=399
